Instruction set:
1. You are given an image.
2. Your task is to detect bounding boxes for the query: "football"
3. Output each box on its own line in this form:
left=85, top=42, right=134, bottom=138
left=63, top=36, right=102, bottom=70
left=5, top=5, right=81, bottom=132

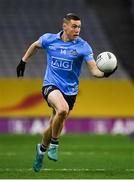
left=96, top=52, right=117, bottom=73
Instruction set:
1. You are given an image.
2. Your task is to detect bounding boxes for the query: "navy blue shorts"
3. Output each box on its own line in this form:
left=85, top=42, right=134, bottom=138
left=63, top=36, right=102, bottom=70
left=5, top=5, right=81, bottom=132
left=42, top=85, right=76, bottom=110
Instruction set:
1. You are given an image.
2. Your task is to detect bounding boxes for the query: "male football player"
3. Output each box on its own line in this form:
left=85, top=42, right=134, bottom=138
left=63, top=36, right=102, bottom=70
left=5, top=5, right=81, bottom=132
left=17, top=13, right=116, bottom=172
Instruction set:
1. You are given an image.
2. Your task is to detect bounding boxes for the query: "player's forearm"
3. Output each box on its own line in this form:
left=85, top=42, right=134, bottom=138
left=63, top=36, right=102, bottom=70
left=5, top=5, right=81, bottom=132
left=87, top=60, right=104, bottom=78
left=22, top=42, right=40, bottom=62
left=90, top=67, right=104, bottom=78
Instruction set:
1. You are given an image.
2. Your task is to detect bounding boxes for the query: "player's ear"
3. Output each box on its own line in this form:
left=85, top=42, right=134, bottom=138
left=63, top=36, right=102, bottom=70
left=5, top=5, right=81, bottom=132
left=63, top=23, right=67, bottom=30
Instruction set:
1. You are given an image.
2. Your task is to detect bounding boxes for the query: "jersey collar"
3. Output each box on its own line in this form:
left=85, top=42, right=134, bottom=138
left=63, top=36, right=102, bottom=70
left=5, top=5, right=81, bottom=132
left=56, top=31, right=63, bottom=39
left=56, top=31, right=78, bottom=44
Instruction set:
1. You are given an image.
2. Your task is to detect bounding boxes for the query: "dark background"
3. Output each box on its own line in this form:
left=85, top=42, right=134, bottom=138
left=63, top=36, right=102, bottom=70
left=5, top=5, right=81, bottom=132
left=0, top=0, right=133, bottom=79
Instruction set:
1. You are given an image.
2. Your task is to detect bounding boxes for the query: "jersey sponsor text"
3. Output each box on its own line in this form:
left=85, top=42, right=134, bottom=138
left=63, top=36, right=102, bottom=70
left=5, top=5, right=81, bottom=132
left=51, top=56, right=73, bottom=71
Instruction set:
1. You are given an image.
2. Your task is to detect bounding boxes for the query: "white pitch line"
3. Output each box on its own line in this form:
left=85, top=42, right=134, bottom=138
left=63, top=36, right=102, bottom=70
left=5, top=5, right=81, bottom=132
left=60, top=151, right=98, bottom=155
left=0, top=151, right=110, bottom=156
left=0, top=168, right=134, bottom=172
left=126, top=169, right=134, bottom=171
left=41, top=168, right=106, bottom=172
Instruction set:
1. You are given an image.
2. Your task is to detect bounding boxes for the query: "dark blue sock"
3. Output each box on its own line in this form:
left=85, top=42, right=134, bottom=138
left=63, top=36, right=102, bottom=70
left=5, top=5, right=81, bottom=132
left=50, top=137, right=59, bottom=145
left=40, top=144, right=47, bottom=152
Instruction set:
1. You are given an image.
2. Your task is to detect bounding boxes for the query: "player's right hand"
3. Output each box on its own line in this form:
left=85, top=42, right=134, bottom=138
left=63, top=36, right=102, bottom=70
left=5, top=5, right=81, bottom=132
left=104, top=65, right=118, bottom=77
left=16, top=60, right=26, bottom=77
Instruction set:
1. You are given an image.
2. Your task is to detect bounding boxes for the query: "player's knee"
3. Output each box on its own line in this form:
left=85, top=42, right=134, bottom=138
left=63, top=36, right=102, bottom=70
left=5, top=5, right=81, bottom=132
left=57, top=106, right=69, bottom=118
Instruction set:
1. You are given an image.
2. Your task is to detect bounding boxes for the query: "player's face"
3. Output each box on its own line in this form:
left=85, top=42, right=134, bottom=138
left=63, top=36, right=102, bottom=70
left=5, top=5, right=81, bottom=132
left=63, top=19, right=81, bottom=40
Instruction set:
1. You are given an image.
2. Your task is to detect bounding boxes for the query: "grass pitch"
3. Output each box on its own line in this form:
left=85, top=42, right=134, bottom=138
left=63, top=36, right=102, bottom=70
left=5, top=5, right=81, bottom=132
left=0, top=133, right=134, bottom=179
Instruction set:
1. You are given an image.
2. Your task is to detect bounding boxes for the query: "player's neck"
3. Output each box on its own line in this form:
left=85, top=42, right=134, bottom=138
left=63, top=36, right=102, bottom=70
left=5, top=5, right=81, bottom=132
left=61, top=32, right=71, bottom=42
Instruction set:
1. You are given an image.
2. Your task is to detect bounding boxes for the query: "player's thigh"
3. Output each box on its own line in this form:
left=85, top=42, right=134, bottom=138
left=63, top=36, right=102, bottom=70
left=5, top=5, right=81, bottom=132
left=47, top=90, right=69, bottom=113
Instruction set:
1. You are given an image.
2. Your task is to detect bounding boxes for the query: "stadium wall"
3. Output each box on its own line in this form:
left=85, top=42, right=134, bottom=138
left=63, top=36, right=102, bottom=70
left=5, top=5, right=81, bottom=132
left=0, top=79, right=134, bottom=134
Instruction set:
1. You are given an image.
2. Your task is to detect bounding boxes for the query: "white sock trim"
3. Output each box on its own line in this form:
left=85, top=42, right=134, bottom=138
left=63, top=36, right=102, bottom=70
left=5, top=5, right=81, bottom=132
left=38, top=144, right=45, bottom=155
left=50, top=143, right=59, bottom=147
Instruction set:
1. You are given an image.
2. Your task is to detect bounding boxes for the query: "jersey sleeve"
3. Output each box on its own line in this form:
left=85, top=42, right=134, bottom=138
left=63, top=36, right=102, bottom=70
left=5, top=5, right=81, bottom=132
left=82, top=42, right=94, bottom=62
left=39, top=33, right=50, bottom=49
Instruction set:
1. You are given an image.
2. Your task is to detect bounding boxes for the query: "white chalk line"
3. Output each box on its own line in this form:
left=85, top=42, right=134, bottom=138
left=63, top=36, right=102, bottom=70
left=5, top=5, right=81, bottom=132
left=0, top=168, right=134, bottom=172
left=0, top=151, right=110, bottom=156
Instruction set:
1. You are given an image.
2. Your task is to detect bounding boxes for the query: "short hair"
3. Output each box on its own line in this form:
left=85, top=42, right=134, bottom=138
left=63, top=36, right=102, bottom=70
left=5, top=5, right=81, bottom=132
left=63, top=13, right=81, bottom=22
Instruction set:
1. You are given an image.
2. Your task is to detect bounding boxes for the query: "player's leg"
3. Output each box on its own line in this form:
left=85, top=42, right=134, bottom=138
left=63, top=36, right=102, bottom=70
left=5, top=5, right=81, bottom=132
left=33, top=110, right=55, bottom=172
left=47, top=89, right=69, bottom=137
left=33, top=89, right=69, bottom=171
left=41, top=109, right=56, bottom=148
left=42, top=114, right=65, bottom=146
left=47, top=89, right=69, bottom=161
left=41, top=111, right=66, bottom=161
left=42, top=108, right=67, bottom=148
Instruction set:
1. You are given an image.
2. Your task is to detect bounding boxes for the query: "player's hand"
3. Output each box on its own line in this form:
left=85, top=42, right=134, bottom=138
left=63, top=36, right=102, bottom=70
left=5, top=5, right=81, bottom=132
left=104, top=65, right=118, bottom=77
left=16, top=60, right=26, bottom=77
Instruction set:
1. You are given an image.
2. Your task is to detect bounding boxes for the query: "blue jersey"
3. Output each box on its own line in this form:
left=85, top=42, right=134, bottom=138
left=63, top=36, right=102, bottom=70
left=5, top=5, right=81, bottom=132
left=39, top=32, right=94, bottom=95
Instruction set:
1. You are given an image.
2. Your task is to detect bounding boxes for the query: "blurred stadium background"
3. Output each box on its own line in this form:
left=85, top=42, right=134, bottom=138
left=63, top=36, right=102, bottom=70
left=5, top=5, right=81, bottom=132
left=0, top=0, right=134, bottom=134
left=1, top=0, right=134, bottom=178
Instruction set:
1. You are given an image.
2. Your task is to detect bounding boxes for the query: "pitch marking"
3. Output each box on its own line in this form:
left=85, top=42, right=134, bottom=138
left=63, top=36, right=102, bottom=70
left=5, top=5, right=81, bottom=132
left=0, top=168, right=134, bottom=172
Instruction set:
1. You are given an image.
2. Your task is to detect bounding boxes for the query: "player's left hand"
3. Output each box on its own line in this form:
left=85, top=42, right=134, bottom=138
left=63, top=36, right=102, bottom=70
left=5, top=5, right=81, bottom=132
left=104, top=65, right=118, bottom=77
left=16, top=60, right=26, bottom=77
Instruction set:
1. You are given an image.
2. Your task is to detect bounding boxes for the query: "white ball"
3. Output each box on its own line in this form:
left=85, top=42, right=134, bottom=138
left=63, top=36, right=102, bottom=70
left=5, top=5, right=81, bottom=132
left=96, top=52, right=117, bottom=73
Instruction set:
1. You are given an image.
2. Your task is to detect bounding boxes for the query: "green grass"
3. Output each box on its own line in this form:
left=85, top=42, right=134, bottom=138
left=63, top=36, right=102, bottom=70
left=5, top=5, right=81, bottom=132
left=0, top=133, right=134, bottom=179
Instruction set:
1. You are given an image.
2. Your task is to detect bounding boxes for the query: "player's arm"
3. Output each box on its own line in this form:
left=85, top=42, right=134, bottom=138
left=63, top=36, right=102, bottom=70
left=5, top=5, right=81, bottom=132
left=22, top=40, right=41, bottom=62
left=16, top=40, right=41, bottom=77
left=86, top=59, right=104, bottom=78
left=87, top=59, right=117, bottom=78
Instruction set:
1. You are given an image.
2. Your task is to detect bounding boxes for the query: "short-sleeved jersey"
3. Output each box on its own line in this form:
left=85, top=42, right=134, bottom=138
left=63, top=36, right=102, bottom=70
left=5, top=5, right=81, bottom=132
left=39, top=31, right=94, bottom=95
